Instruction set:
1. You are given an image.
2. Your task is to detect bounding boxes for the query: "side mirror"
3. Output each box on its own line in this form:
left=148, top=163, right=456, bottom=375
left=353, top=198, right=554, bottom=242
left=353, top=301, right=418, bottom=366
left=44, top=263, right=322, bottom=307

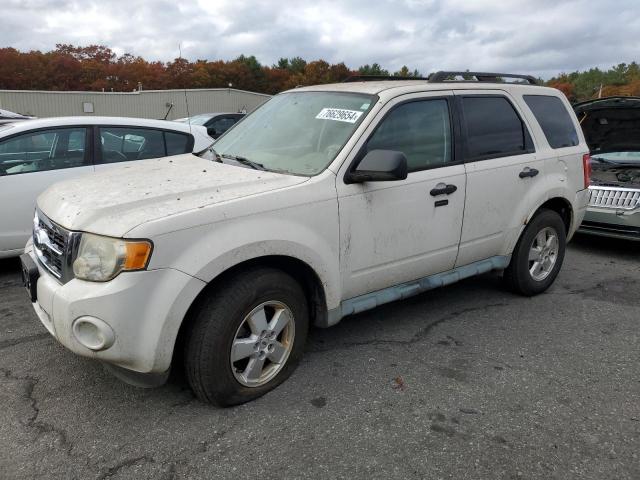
left=207, top=127, right=218, bottom=138
left=346, top=150, right=408, bottom=183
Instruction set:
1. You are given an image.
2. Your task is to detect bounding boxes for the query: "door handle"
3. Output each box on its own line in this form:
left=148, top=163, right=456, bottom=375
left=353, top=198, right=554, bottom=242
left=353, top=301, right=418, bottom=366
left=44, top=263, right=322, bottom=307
left=430, top=183, right=457, bottom=196
left=519, top=167, right=539, bottom=178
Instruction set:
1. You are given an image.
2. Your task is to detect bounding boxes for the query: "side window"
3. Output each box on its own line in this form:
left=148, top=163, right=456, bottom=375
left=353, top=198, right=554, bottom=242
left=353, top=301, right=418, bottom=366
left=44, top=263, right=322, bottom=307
left=208, top=117, right=237, bottom=136
left=523, top=95, right=579, bottom=148
left=365, top=99, right=452, bottom=172
left=0, top=128, right=87, bottom=176
left=461, top=96, right=533, bottom=160
left=99, top=127, right=165, bottom=163
left=165, top=132, right=191, bottom=155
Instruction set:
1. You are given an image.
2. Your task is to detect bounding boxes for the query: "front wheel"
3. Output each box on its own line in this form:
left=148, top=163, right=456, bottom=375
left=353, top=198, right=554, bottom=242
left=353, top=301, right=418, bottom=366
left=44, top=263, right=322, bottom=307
left=183, top=267, right=309, bottom=406
left=503, top=209, right=567, bottom=296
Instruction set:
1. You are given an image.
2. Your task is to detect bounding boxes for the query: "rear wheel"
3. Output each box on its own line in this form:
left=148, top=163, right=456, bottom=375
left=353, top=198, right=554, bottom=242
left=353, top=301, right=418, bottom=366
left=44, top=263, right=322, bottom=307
left=504, top=209, right=566, bottom=296
left=184, top=267, right=309, bottom=406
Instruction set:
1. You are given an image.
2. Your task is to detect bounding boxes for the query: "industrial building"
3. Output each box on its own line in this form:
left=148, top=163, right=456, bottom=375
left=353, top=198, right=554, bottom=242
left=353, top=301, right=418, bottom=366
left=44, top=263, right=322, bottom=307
left=0, top=88, right=271, bottom=120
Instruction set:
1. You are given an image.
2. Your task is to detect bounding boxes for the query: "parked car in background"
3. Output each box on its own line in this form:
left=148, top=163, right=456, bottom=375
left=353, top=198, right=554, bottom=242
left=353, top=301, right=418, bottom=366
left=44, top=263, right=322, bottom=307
left=0, top=117, right=213, bottom=258
left=0, top=108, right=35, bottom=125
left=174, top=112, right=245, bottom=139
left=20, top=72, right=590, bottom=406
left=575, top=97, right=640, bottom=240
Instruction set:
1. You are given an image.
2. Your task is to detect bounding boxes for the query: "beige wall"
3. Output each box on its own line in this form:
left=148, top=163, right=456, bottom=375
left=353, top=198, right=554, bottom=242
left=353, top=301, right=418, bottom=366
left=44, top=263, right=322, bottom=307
left=0, top=88, right=271, bottom=120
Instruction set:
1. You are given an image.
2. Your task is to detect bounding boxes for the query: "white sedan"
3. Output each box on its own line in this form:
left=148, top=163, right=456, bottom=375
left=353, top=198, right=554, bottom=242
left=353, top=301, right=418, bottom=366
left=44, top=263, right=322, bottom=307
left=0, top=116, right=213, bottom=258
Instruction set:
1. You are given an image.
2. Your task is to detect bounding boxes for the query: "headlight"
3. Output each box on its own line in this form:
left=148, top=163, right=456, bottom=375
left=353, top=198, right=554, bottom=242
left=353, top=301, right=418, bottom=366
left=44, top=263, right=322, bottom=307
left=72, top=233, right=152, bottom=282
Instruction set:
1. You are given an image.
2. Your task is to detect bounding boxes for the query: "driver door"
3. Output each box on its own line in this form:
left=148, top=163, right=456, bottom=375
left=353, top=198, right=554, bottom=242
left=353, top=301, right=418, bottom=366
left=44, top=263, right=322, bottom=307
left=336, top=92, right=466, bottom=300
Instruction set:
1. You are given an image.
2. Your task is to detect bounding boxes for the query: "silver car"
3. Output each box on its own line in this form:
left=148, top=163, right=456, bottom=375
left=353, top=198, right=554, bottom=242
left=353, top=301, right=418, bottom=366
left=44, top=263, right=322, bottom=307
left=575, top=97, right=640, bottom=241
left=0, top=116, right=213, bottom=258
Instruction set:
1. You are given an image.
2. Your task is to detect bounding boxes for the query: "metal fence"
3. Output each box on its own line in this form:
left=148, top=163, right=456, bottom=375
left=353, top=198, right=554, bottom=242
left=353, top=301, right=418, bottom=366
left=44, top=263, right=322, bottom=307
left=0, top=88, right=271, bottom=120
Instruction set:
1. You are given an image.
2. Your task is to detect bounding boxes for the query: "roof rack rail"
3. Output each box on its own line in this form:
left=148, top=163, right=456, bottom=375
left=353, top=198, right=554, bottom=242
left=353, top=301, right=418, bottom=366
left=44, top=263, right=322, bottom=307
left=342, top=75, right=428, bottom=83
left=428, top=71, right=539, bottom=85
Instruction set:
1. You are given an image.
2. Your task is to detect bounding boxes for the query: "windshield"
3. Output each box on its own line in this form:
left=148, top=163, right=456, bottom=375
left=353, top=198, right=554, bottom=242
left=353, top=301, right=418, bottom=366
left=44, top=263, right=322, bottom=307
left=592, top=152, right=640, bottom=164
left=213, top=91, right=376, bottom=176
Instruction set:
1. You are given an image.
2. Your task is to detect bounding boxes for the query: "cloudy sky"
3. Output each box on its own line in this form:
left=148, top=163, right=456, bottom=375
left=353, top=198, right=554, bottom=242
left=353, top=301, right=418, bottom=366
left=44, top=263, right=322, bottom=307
left=4, top=0, right=640, bottom=78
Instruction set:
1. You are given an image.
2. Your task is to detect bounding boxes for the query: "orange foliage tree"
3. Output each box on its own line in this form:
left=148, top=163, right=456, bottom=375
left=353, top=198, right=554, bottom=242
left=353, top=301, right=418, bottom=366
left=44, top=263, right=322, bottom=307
left=0, top=45, right=366, bottom=94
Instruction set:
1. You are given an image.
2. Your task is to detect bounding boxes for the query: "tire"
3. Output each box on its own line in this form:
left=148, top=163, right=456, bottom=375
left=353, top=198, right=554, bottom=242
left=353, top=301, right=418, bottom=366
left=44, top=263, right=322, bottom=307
left=503, top=209, right=567, bottom=296
left=183, top=267, right=309, bottom=406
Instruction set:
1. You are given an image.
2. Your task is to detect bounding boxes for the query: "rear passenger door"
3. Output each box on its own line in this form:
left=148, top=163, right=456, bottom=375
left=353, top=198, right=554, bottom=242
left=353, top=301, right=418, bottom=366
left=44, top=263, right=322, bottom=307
left=94, top=126, right=194, bottom=171
left=337, top=92, right=467, bottom=299
left=454, top=91, right=543, bottom=266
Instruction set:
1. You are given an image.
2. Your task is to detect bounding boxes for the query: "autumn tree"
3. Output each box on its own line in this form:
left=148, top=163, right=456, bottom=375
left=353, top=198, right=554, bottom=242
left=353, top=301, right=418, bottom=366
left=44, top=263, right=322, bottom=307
left=4, top=44, right=639, bottom=100
left=547, top=80, right=575, bottom=101
left=547, top=63, right=640, bottom=101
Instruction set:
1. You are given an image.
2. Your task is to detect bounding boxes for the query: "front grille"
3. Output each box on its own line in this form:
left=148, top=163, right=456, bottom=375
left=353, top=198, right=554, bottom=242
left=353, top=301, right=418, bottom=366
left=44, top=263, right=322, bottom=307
left=33, top=211, right=72, bottom=281
left=588, top=186, right=640, bottom=210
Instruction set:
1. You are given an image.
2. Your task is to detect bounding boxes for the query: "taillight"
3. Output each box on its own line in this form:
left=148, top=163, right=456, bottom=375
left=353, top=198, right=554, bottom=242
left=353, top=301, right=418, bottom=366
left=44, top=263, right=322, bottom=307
left=582, top=153, right=591, bottom=189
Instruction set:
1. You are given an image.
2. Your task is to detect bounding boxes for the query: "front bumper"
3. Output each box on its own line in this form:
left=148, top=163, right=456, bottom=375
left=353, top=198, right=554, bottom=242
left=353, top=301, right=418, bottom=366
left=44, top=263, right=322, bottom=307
left=579, top=208, right=640, bottom=241
left=25, top=244, right=206, bottom=374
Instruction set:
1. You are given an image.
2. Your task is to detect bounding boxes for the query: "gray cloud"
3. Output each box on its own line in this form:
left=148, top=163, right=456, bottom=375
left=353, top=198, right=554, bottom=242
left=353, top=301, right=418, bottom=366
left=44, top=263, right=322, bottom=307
left=3, top=0, right=639, bottom=78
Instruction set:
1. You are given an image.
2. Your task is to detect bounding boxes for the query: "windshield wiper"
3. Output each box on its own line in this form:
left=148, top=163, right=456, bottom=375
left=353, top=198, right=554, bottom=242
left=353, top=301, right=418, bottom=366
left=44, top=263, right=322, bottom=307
left=220, top=153, right=267, bottom=171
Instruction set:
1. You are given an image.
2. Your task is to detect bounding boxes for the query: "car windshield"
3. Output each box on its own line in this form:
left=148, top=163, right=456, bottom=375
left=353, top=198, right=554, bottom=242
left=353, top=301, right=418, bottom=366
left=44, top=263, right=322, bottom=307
left=592, top=152, right=640, bottom=165
left=213, top=91, right=376, bottom=176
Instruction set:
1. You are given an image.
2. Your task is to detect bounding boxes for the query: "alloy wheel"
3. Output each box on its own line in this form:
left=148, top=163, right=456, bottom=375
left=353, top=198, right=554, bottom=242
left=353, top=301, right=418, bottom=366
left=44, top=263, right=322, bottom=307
left=230, top=301, right=295, bottom=388
left=528, top=226, right=559, bottom=281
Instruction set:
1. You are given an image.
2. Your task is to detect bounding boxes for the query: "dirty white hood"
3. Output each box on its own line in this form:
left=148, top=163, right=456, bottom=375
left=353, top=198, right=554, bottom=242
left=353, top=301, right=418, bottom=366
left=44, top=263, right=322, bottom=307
left=38, top=154, right=308, bottom=237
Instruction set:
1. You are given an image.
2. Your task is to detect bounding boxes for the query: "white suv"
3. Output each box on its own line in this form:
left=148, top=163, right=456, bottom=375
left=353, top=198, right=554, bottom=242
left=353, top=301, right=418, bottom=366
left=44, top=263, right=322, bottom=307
left=21, top=72, right=590, bottom=406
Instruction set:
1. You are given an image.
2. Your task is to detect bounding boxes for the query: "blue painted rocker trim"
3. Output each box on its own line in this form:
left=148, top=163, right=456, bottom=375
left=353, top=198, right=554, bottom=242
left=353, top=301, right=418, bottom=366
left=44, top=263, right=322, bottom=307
left=322, top=255, right=511, bottom=327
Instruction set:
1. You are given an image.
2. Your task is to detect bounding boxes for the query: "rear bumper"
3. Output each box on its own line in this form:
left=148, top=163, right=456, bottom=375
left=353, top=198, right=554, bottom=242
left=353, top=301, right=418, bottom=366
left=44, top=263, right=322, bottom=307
left=25, top=245, right=206, bottom=374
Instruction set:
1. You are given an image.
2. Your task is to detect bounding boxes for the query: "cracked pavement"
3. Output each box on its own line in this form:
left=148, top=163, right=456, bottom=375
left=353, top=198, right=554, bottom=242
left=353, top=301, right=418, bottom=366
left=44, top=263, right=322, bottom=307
left=1, top=234, right=639, bottom=479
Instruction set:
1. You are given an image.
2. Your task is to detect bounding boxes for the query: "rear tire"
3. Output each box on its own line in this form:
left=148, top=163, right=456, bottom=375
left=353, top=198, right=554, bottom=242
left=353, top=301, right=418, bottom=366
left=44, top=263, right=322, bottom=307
left=503, top=209, right=566, bottom=296
left=183, top=267, right=309, bottom=406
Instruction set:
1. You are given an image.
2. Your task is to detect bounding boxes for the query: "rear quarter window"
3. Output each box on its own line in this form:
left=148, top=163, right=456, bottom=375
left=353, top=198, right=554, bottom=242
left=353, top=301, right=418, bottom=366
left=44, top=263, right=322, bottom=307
left=523, top=95, right=579, bottom=149
left=165, top=131, right=191, bottom=155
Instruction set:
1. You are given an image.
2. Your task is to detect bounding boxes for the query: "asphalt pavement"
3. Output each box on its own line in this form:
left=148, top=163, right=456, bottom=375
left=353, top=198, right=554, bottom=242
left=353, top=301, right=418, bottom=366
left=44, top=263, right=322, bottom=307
left=1, top=234, right=638, bottom=479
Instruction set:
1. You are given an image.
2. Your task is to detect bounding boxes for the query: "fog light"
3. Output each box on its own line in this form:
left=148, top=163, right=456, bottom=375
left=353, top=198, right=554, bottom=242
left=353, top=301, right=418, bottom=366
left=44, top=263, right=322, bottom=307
left=72, top=316, right=115, bottom=351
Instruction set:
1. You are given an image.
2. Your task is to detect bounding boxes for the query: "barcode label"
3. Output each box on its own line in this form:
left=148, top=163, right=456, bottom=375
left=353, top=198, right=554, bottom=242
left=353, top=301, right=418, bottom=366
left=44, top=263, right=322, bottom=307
left=315, top=108, right=363, bottom=123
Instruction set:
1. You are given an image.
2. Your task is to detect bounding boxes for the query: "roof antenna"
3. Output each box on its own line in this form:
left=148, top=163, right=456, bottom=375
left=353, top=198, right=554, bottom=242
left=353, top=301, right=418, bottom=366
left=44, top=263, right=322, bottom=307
left=179, top=43, right=192, bottom=135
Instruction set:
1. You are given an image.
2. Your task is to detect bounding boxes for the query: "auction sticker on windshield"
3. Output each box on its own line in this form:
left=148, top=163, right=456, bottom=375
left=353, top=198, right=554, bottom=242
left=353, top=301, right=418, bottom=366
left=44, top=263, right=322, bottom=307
left=316, top=108, right=363, bottom=123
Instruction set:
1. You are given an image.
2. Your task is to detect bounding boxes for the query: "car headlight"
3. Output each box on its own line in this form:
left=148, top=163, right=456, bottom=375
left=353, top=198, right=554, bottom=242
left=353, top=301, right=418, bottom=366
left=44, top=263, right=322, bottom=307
left=72, top=233, right=153, bottom=282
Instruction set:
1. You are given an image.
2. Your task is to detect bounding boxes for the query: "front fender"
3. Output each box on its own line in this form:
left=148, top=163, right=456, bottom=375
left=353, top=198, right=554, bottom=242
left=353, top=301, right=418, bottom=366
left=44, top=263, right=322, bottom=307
left=147, top=205, right=341, bottom=311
